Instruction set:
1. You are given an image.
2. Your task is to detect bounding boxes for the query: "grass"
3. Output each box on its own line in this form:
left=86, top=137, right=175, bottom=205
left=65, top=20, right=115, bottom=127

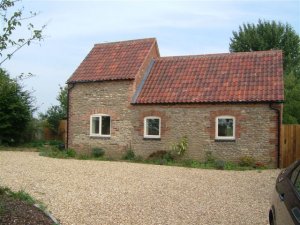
left=0, top=186, right=45, bottom=210
left=38, top=145, right=109, bottom=162
left=0, top=186, right=59, bottom=225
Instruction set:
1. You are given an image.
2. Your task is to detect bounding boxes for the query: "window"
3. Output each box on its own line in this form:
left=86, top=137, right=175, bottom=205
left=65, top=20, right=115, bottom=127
left=90, top=114, right=111, bottom=137
left=144, top=117, right=161, bottom=138
left=215, top=116, right=235, bottom=140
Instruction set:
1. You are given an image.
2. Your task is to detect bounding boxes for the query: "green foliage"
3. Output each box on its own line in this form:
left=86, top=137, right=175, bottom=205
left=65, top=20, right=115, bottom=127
left=147, top=150, right=174, bottom=165
left=39, top=146, right=76, bottom=159
left=48, top=140, right=64, bottom=146
left=229, top=19, right=300, bottom=123
left=205, top=151, right=216, bottom=164
left=66, top=148, right=76, bottom=157
left=0, top=0, right=45, bottom=65
left=36, top=144, right=266, bottom=171
left=0, top=186, right=47, bottom=214
left=122, top=149, right=135, bottom=160
left=230, top=19, right=300, bottom=73
left=40, top=85, right=67, bottom=134
left=77, top=154, right=90, bottom=160
left=238, top=156, right=255, bottom=167
left=0, top=69, right=35, bottom=144
left=171, top=136, right=188, bottom=156
left=92, top=147, right=105, bottom=158
left=0, top=187, right=35, bottom=205
left=283, top=72, right=300, bottom=123
left=182, top=159, right=203, bottom=168
left=57, top=86, right=67, bottom=116
left=254, top=162, right=267, bottom=169
left=133, top=155, right=143, bottom=162
left=21, top=140, right=46, bottom=148
left=215, top=160, right=225, bottom=170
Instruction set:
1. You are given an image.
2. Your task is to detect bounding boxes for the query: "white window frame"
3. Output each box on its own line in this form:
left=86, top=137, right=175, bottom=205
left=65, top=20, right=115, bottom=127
left=215, top=116, right=235, bottom=140
left=144, top=116, right=161, bottom=139
left=90, top=114, right=111, bottom=137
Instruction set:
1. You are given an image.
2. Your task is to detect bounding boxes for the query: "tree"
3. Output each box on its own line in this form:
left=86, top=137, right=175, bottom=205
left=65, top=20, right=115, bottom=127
left=230, top=19, right=300, bottom=74
left=229, top=20, right=300, bottom=124
left=0, top=0, right=45, bottom=66
left=0, top=0, right=45, bottom=144
left=0, top=69, right=34, bottom=144
left=41, top=86, right=67, bottom=135
left=283, top=72, right=300, bottom=124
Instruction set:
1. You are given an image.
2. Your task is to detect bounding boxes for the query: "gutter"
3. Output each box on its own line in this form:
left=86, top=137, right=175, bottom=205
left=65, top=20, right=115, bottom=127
left=269, top=103, right=281, bottom=168
left=66, top=83, right=75, bottom=149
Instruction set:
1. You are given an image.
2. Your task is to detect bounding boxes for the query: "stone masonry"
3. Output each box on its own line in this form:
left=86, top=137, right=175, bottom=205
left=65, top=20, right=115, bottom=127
left=68, top=80, right=280, bottom=167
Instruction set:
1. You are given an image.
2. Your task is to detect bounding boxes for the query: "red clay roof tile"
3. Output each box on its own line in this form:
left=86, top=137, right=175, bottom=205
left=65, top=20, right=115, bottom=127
left=67, top=38, right=156, bottom=83
left=134, top=51, right=284, bottom=103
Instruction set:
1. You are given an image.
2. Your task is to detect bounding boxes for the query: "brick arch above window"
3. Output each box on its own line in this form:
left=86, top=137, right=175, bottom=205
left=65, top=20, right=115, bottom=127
left=89, top=108, right=120, bottom=120
left=207, top=110, right=245, bottom=140
left=135, top=110, right=170, bottom=136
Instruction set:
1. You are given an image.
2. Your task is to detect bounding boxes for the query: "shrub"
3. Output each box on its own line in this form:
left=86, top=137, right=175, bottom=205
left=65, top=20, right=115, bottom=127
left=148, top=150, right=165, bottom=159
left=22, top=140, right=46, bottom=148
left=77, top=154, right=90, bottom=160
left=239, top=156, right=255, bottom=167
left=66, top=148, right=76, bottom=158
left=92, top=148, right=105, bottom=158
left=123, top=149, right=135, bottom=160
left=224, top=162, right=239, bottom=170
left=205, top=151, right=216, bottom=164
left=148, top=150, right=174, bottom=163
left=171, top=136, right=188, bottom=156
left=48, top=140, right=64, bottom=146
left=215, top=160, right=225, bottom=170
left=183, top=159, right=200, bottom=168
left=38, top=146, right=76, bottom=158
left=133, top=155, right=143, bottom=162
left=254, top=162, right=266, bottom=169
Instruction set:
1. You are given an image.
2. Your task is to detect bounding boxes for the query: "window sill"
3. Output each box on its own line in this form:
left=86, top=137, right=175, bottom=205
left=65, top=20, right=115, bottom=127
left=143, top=137, right=161, bottom=141
left=90, top=135, right=111, bottom=140
left=214, top=139, right=236, bottom=142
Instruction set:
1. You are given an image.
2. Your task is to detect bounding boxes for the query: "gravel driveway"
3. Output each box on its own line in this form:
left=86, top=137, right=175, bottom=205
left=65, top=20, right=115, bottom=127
left=0, top=151, right=280, bottom=225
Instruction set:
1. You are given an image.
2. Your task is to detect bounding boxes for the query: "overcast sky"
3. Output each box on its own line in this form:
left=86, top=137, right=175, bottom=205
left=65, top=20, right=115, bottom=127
left=2, top=0, right=300, bottom=115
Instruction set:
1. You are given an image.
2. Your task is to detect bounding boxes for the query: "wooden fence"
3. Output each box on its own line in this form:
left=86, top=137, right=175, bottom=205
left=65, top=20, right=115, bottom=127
left=280, top=125, right=300, bottom=168
left=44, top=120, right=67, bottom=144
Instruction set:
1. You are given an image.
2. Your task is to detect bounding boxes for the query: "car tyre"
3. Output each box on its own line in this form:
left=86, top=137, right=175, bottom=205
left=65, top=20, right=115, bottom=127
left=269, top=210, right=275, bottom=225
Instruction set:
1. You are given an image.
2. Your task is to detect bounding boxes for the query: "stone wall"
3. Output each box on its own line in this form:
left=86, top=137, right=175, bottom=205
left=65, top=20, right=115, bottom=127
left=68, top=81, right=134, bottom=158
left=130, top=104, right=279, bottom=167
left=68, top=81, right=279, bottom=166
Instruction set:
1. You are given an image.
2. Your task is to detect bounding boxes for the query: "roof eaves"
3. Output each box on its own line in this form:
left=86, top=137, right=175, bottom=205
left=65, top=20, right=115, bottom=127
left=66, top=77, right=135, bottom=84
left=132, top=99, right=284, bottom=105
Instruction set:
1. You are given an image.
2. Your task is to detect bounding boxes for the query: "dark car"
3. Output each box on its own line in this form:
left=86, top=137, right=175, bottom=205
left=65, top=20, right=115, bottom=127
left=269, top=160, right=300, bottom=225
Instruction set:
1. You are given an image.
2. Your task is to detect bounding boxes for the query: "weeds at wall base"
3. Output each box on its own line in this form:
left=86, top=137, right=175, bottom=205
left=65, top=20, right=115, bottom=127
left=2, top=144, right=268, bottom=171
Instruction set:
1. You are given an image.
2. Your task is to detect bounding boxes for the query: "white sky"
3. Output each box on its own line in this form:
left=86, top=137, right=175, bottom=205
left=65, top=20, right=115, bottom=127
left=2, top=0, right=300, bottom=115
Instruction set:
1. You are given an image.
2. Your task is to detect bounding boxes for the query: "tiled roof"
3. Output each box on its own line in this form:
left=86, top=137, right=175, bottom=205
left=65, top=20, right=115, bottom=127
left=67, top=38, right=157, bottom=83
left=134, top=51, right=284, bottom=103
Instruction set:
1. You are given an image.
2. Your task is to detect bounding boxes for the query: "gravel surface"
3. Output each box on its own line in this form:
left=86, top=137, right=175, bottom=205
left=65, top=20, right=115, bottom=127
left=0, top=151, right=280, bottom=225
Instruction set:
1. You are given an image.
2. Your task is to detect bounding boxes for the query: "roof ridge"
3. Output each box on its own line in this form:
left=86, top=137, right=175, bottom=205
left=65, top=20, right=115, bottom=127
left=94, top=37, right=156, bottom=46
left=158, top=50, right=282, bottom=61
